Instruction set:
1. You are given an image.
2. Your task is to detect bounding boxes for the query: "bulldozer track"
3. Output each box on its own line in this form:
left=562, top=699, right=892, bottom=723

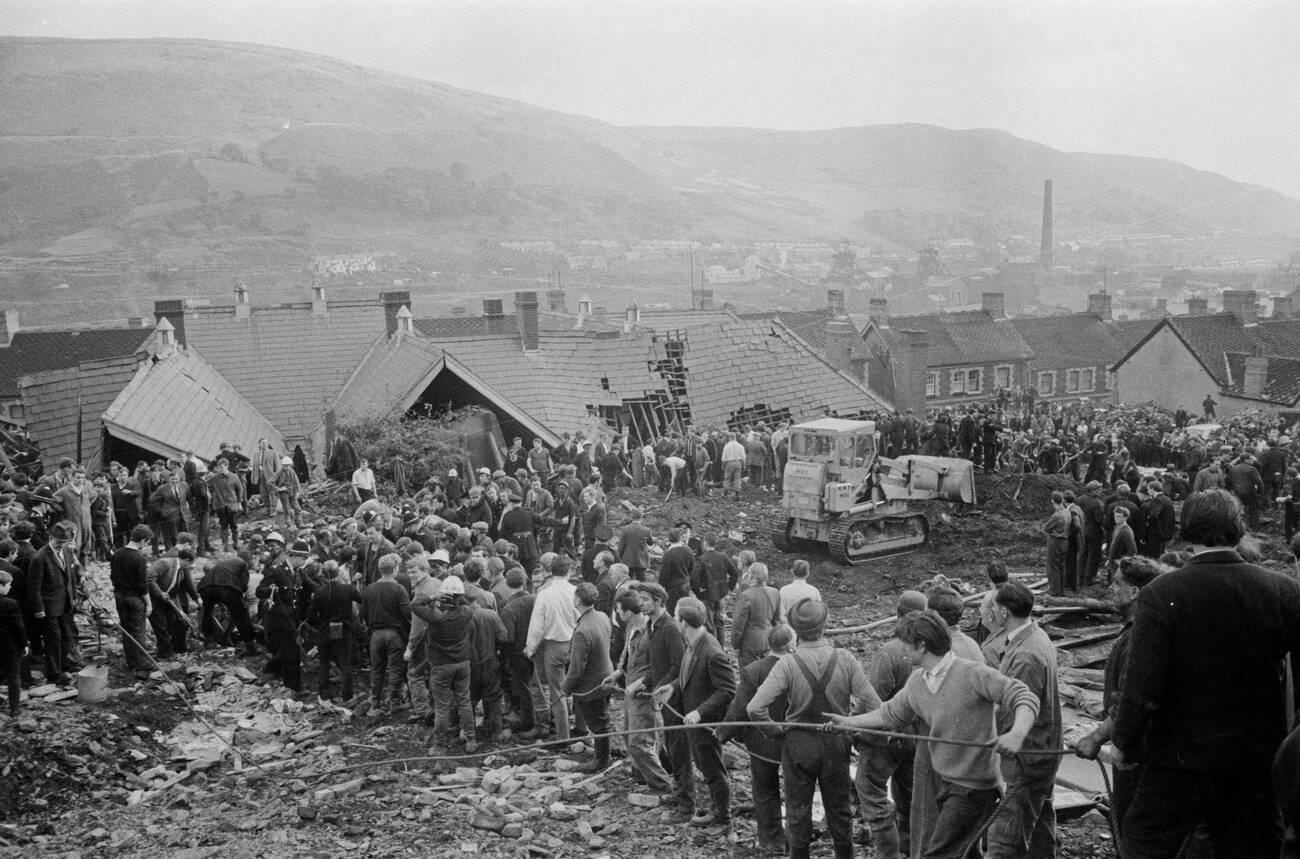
left=828, top=511, right=930, bottom=565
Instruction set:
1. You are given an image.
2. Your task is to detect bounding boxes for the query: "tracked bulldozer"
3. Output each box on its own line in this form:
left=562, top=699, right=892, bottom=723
left=773, top=418, right=975, bottom=564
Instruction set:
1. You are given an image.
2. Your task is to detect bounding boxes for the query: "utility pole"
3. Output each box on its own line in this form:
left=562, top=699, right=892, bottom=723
left=688, top=249, right=696, bottom=310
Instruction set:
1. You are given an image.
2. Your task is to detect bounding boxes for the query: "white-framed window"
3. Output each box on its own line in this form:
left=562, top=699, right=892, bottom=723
left=1037, top=370, right=1056, bottom=396
left=994, top=365, right=1012, bottom=389
left=949, top=369, right=965, bottom=395
left=1080, top=367, right=1096, bottom=392
left=1066, top=369, right=1081, bottom=393
left=925, top=372, right=938, bottom=398
left=965, top=368, right=983, bottom=394
left=949, top=368, right=983, bottom=395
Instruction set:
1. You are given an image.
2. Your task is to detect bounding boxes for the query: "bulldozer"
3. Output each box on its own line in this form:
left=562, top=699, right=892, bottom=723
left=772, top=418, right=975, bottom=564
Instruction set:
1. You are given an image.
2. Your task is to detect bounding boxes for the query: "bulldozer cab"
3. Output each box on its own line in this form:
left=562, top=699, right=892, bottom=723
left=784, top=418, right=878, bottom=515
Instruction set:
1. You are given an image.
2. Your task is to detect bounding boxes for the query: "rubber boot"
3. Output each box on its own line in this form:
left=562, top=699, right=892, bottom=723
left=577, top=736, right=610, bottom=773
left=869, top=823, right=901, bottom=859
left=833, top=843, right=855, bottom=859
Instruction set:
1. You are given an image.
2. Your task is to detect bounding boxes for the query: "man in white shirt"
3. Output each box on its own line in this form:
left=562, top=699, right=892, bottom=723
left=351, top=458, right=377, bottom=504
left=779, top=558, right=821, bottom=621
left=721, top=433, right=747, bottom=499
left=525, top=556, right=579, bottom=743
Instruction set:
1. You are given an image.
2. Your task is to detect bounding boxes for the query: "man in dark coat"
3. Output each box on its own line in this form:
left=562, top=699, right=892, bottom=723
left=1228, top=454, right=1265, bottom=529
left=24, top=520, right=81, bottom=683
left=1113, top=489, right=1300, bottom=858
left=1139, top=481, right=1176, bottom=558
left=1260, top=440, right=1289, bottom=509
left=562, top=582, right=613, bottom=773
left=653, top=597, right=736, bottom=832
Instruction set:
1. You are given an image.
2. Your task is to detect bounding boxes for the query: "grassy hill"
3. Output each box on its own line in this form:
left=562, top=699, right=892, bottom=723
left=2, top=36, right=1299, bottom=324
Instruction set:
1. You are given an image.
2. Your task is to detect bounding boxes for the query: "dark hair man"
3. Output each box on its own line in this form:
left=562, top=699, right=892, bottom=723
left=1113, top=489, right=1300, bottom=858
left=829, top=610, right=1038, bottom=859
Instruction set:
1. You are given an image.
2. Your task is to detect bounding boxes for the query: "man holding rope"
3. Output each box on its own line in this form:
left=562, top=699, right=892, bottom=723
left=827, top=610, right=1038, bottom=859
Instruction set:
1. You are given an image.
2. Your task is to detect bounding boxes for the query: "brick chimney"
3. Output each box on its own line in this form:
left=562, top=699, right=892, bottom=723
left=153, top=299, right=187, bottom=345
left=381, top=290, right=411, bottom=336
left=824, top=316, right=858, bottom=377
left=1154, top=298, right=1168, bottom=316
left=868, top=298, right=890, bottom=327
left=516, top=291, right=539, bottom=352
left=695, top=288, right=714, bottom=311
left=981, top=292, right=1006, bottom=319
left=1223, top=289, right=1259, bottom=324
left=0, top=310, right=19, bottom=347
left=827, top=289, right=846, bottom=316
left=1086, top=292, right=1112, bottom=320
left=1244, top=354, right=1268, bottom=398
left=546, top=289, right=567, bottom=313
left=893, top=329, right=931, bottom=414
left=1187, top=296, right=1209, bottom=315
left=234, top=283, right=251, bottom=320
left=623, top=303, right=641, bottom=333
left=1275, top=295, right=1295, bottom=319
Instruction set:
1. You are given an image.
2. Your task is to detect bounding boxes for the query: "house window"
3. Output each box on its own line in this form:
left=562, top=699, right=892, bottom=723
left=1066, top=370, right=1081, bottom=393
left=1037, top=371, right=1056, bottom=396
left=965, top=368, right=982, bottom=394
left=994, top=365, right=1012, bottom=389
left=949, top=370, right=965, bottom=395
left=1080, top=368, right=1096, bottom=392
left=925, top=372, right=938, bottom=399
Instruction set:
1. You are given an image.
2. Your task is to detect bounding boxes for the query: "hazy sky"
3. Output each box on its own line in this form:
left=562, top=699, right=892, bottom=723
left=8, top=0, right=1300, bottom=197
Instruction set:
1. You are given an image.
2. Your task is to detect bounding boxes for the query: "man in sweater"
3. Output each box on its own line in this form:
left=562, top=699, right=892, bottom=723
left=602, top=586, right=673, bottom=791
left=205, top=459, right=245, bottom=552
left=829, top=610, right=1038, bottom=859
left=563, top=581, right=613, bottom=772
left=110, top=525, right=153, bottom=679
left=749, top=599, right=880, bottom=859
left=412, top=574, right=476, bottom=750
left=984, top=581, right=1063, bottom=859
left=779, top=559, right=820, bottom=621
left=401, top=556, right=441, bottom=721
left=360, top=553, right=410, bottom=716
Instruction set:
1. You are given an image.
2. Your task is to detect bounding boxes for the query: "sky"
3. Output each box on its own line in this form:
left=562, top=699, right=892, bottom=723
left=8, top=0, right=1300, bottom=197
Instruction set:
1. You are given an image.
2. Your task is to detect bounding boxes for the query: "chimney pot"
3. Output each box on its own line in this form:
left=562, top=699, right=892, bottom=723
left=1223, top=289, right=1259, bottom=324
left=1187, top=296, right=1209, bottom=315
left=546, top=288, right=567, bottom=313
left=868, top=298, right=890, bottom=326
left=153, top=299, right=187, bottom=343
left=577, top=296, right=593, bottom=316
left=380, top=290, right=411, bottom=336
left=312, top=284, right=327, bottom=315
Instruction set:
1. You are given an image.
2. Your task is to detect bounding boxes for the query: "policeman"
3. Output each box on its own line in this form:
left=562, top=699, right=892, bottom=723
left=255, top=532, right=301, bottom=691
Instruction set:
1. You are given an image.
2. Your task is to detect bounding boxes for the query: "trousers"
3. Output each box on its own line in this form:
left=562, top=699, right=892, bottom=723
left=784, top=730, right=852, bottom=853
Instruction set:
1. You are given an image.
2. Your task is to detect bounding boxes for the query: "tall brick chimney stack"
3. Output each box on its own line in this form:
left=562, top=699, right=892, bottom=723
left=1086, top=292, right=1112, bottom=320
left=1186, top=297, right=1209, bottom=315
left=1040, top=179, right=1054, bottom=270
left=516, top=291, right=539, bottom=352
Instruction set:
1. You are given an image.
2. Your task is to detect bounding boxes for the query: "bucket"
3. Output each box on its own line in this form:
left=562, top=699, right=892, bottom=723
left=76, top=664, right=109, bottom=704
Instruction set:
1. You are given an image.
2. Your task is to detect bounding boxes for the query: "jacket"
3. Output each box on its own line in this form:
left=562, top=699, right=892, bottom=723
left=562, top=608, right=613, bottom=700
left=669, top=631, right=735, bottom=721
left=731, top=584, right=781, bottom=654
left=25, top=543, right=79, bottom=617
left=1113, top=549, right=1300, bottom=773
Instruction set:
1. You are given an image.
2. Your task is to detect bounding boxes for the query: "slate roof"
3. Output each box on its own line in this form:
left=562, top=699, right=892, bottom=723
left=102, top=346, right=283, bottom=461
left=1010, top=314, right=1131, bottom=372
left=181, top=300, right=388, bottom=439
left=736, top=309, right=874, bottom=360
left=1250, top=318, right=1300, bottom=358
left=1114, top=313, right=1258, bottom=386
left=0, top=328, right=152, bottom=398
left=1111, top=318, right=1161, bottom=354
left=414, top=311, right=620, bottom=339
left=332, top=317, right=890, bottom=439
left=19, top=354, right=142, bottom=471
left=881, top=311, right=1035, bottom=366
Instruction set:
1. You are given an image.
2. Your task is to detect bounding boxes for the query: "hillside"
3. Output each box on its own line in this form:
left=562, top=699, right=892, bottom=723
left=2, top=36, right=1300, bottom=323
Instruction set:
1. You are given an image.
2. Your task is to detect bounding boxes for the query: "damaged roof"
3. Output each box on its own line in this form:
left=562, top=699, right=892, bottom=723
left=332, top=316, right=890, bottom=438
left=1009, top=314, right=1133, bottom=372
left=102, top=346, right=283, bottom=460
left=1114, top=313, right=1260, bottom=385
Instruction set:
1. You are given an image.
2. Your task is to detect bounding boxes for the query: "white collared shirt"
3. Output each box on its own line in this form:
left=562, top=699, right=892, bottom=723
left=923, top=650, right=957, bottom=693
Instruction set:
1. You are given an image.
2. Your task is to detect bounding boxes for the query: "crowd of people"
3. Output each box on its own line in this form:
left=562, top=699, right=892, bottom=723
left=2, top=420, right=1300, bottom=858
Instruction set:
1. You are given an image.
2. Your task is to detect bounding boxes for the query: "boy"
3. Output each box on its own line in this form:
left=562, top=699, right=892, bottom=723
left=0, top=568, right=26, bottom=717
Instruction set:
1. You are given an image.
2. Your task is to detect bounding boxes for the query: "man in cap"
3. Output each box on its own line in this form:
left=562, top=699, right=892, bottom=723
left=854, top=590, right=925, bottom=859
left=255, top=532, right=303, bottom=692
left=401, top=555, right=441, bottom=720
left=749, top=598, right=880, bottom=859
left=653, top=596, right=736, bottom=833
left=499, top=492, right=543, bottom=575
left=1076, top=481, right=1106, bottom=587
left=274, top=455, right=302, bottom=532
